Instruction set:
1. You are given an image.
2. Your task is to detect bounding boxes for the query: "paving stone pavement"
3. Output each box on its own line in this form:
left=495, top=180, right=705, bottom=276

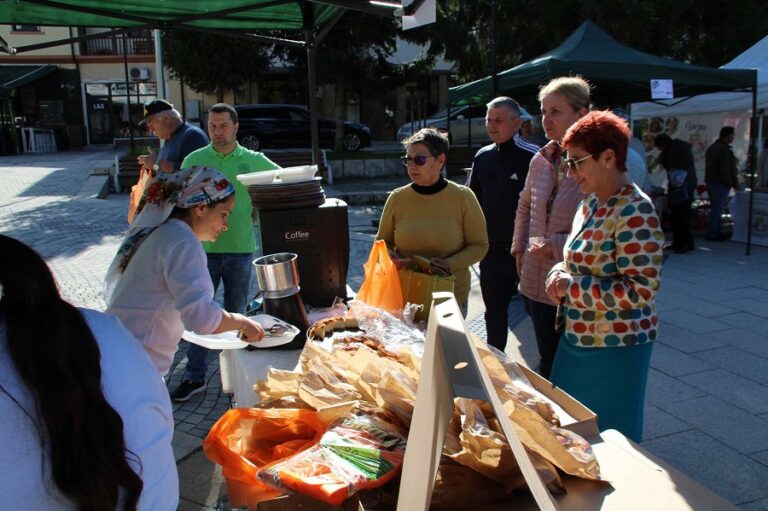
left=3, top=150, right=768, bottom=510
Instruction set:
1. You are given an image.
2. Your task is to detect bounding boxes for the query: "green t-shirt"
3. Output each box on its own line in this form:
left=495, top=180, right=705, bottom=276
left=182, top=143, right=278, bottom=253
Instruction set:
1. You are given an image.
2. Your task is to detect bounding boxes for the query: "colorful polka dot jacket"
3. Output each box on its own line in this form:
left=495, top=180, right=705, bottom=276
left=549, top=184, right=664, bottom=347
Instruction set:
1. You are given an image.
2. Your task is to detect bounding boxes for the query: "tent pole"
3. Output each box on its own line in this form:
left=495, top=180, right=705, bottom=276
left=121, top=32, right=135, bottom=150
left=301, top=1, right=320, bottom=167
left=746, top=72, right=758, bottom=255
left=306, top=33, right=319, bottom=166
left=490, top=0, right=498, bottom=97
left=154, top=29, right=166, bottom=99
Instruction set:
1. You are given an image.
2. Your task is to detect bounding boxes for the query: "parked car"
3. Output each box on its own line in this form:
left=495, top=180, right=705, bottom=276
left=396, top=105, right=534, bottom=146
left=233, top=104, right=371, bottom=152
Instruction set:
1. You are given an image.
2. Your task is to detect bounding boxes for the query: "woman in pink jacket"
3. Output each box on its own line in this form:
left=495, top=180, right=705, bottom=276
left=511, top=77, right=591, bottom=377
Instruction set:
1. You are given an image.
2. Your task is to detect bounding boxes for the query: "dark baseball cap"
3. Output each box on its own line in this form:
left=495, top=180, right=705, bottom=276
left=139, top=99, right=173, bottom=125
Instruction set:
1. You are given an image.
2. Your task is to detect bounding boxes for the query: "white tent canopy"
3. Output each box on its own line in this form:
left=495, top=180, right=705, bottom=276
left=631, top=33, right=768, bottom=117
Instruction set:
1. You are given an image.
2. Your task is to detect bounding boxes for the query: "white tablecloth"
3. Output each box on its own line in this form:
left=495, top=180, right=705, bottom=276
left=219, top=347, right=302, bottom=408
left=730, top=190, right=768, bottom=246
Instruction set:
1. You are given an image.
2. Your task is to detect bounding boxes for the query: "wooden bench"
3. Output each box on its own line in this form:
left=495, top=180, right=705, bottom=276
left=262, top=149, right=333, bottom=183
left=112, top=136, right=160, bottom=149
left=113, top=156, right=143, bottom=193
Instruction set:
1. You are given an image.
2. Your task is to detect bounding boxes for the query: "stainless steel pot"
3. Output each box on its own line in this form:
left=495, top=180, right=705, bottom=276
left=253, top=252, right=300, bottom=293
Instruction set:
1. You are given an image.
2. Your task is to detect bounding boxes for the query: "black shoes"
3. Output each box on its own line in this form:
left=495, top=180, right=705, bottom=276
left=170, top=379, right=206, bottom=402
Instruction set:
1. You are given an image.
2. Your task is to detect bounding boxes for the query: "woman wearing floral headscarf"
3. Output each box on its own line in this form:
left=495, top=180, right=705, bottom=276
left=106, top=166, right=265, bottom=376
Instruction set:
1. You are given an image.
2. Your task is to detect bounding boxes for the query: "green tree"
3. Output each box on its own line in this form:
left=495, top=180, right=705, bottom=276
left=161, top=29, right=272, bottom=102
left=402, top=0, right=768, bottom=85
left=272, top=11, right=422, bottom=150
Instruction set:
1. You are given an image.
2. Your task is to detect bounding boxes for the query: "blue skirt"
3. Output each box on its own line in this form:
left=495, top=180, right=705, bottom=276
left=549, top=339, right=653, bottom=442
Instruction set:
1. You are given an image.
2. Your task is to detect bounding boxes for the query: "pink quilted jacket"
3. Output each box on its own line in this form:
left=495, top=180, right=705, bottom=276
left=512, top=141, right=584, bottom=304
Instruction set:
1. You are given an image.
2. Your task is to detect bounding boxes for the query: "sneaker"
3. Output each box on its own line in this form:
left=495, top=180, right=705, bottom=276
left=170, top=380, right=206, bottom=402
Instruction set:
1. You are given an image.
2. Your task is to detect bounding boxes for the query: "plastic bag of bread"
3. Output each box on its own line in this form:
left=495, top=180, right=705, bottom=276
left=258, top=412, right=407, bottom=506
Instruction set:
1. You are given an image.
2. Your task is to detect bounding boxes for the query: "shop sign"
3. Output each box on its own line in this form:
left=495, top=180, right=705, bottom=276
left=139, top=82, right=157, bottom=95
left=110, top=82, right=138, bottom=95
left=85, top=83, right=109, bottom=95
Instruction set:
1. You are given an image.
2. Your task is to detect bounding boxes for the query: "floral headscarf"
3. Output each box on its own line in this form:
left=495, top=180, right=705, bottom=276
left=105, top=166, right=235, bottom=301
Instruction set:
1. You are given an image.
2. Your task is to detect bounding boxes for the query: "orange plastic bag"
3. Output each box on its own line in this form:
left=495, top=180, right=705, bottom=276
left=127, top=166, right=151, bottom=224
left=203, top=408, right=326, bottom=508
left=356, top=240, right=404, bottom=311
left=258, top=414, right=406, bottom=506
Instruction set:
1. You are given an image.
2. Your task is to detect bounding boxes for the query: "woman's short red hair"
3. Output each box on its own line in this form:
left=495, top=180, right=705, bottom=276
left=563, top=110, right=631, bottom=171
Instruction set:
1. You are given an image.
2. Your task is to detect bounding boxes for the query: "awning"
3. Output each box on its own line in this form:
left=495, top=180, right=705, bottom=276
left=0, top=1, right=368, bottom=31
left=0, top=64, right=58, bottom=90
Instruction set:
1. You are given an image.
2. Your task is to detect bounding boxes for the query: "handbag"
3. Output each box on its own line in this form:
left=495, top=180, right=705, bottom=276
left=667, top=168, right=690, bottom=205
left=398, top=265, right=456, bottom=322
left=127, top=166, right=152, bottom=224
left=356, top=240, right=404, bottom=311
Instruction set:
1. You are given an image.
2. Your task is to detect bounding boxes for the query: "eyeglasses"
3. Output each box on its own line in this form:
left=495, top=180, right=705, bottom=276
left=401, top=155, right=434, bottom=167
left=564, top=154, right=594, bottom=172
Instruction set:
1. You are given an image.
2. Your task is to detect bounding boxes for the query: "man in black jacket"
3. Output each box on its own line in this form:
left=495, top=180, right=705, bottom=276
left=654, top=133, right=697, bottom=253
left=467, top=97, right=538, bottom=351
left=704, top=126, right=740, bottom=241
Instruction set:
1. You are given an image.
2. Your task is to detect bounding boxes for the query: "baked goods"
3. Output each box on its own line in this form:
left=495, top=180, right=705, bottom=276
left=307, top=315, right=360, bottom=341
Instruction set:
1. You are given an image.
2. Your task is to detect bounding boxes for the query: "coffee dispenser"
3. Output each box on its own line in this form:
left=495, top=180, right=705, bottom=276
left=252, top=252, right=309, bottom=349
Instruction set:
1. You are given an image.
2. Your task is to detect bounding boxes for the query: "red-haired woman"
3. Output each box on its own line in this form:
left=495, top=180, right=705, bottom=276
left=545, top=110, right=664, bottom=442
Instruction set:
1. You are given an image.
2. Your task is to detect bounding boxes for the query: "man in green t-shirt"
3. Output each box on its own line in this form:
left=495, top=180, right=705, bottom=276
left=171, top=103, right=279, bottom=402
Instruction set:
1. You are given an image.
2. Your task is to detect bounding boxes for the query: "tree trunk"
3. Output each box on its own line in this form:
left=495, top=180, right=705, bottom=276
left=216, top=85, right=224, bottom=103
left=333, top=82, right=345, bottom=152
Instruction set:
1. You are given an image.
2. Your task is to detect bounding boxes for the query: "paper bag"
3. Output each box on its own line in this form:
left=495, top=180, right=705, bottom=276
left=398, top=267, right=455, bottom=322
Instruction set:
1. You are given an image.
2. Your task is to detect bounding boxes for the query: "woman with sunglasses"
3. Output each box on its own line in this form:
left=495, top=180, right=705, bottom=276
left=511, top=76, right=590, bottom=378
left=105, top=166, right=265, bottom=377
left=544, top=110, right=664, bottom=442
left=377, top=128, right=488, bottom=314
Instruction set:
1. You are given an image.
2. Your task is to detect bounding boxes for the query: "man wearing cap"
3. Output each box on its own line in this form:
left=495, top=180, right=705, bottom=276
left=467, top=96, right=539, bottom=352
left=170, top=103, right=280, bottom=402
left=137, top=99, right=208, bottom=173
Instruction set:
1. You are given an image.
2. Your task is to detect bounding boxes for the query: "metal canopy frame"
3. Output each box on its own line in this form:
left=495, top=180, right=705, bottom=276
left=0, top=0, right=399, bottom=164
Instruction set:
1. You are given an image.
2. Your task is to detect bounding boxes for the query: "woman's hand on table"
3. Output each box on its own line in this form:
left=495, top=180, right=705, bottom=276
left=545, top=270, right=569, bottom=305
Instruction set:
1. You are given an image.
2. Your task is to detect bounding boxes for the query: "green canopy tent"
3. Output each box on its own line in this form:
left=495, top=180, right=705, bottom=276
left=449, top=20, right=760, bottom=255
left=448, top=20, right=756, bottom=107
left=0, top=0, right=401, bottom=163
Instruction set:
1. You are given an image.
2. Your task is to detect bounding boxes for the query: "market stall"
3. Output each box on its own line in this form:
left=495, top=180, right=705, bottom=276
left=200, top=293, right=738, bottom=511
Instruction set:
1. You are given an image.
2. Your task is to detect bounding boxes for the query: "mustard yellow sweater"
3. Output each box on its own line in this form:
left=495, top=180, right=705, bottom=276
left=377, top=181, right=489, bottom=305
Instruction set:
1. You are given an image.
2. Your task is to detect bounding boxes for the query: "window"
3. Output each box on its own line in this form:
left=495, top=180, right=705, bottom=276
left=12, top=25, right=41, bottom=32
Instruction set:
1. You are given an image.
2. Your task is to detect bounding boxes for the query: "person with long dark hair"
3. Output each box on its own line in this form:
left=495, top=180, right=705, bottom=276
left=0, top=235, right=178, bottom=510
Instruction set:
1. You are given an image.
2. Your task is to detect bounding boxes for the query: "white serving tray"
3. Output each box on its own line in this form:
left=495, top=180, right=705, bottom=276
left=183, top=314, right=300, bottom=349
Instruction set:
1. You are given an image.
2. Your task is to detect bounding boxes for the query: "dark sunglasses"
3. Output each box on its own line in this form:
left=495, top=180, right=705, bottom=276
left=401, top=154, right=434, bottom=167
left=564, top=153, right=594, bottom=172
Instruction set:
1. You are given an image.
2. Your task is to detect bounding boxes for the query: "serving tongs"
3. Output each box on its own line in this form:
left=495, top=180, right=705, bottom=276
left=238, top=317, right=294, bottom=340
